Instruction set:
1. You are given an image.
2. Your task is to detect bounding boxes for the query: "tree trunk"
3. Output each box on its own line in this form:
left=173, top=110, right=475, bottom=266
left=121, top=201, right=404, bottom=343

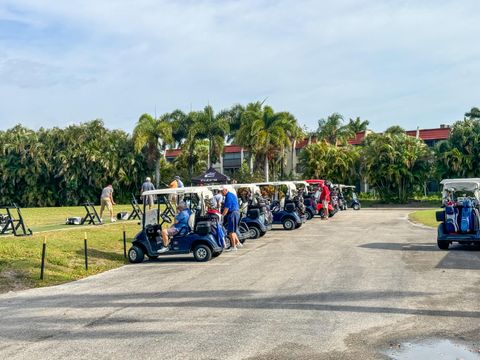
left=264, top=155, right=269, bottom=182
left=155, top=161, right=160, bottom=189
left=207, top=138, right=211, bottom=169
left=249, top=153, right=254, bottom=175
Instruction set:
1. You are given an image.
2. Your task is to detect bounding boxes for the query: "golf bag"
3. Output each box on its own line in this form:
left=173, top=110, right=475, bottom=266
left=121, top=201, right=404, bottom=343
left=460, top=199, right=473, bottom=233
left=445, top=205, right=458, bottom=233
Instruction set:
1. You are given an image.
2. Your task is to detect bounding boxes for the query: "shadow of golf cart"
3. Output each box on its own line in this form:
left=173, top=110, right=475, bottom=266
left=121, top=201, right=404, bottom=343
left=128, top=187, right=224, bottom=263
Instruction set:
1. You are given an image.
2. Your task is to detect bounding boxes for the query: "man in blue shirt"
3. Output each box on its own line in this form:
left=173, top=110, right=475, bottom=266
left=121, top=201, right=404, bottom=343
left=159, top=201, right=191, bottom=253
left=221, top=186, right=242, bottom=251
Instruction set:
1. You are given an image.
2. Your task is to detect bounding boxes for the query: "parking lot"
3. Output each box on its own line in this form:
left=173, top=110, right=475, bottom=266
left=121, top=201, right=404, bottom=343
left=0, top=209, right=479, bottom=359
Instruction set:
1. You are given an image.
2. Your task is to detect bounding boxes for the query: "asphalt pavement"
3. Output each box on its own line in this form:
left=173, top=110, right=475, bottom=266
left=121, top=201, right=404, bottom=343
left=0, top=209, right=479, bottom=359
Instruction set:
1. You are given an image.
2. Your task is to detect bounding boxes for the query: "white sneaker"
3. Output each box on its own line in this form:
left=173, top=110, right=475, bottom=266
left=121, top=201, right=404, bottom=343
left=157, top=247, right=169, bottom=253
left=237, top=242, right=244, bottom=248
left=225, top=247, right=233, bottom=252
left=111, top=218, right=116, bottom=223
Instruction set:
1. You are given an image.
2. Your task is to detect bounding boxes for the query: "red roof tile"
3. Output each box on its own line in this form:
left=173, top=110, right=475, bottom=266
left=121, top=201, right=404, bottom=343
left=348, top=131, right=367, bottom=145
left=224, top=145, right=243, bottom=153
left=165, top=149, right=182, bottom=157
left=405, top=128, right=451, bottom=141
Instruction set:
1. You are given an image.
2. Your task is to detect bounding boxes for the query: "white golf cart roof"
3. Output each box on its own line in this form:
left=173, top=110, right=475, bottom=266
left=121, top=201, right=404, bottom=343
left=440, top=178, right=480, bottom=192
left=206, top=184, right=237, bottom=194
left=142, top=186, right=213, bottom=197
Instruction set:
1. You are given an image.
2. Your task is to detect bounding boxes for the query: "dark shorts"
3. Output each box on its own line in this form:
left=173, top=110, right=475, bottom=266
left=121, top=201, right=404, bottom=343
left=226, top=210, right=240, bottom=234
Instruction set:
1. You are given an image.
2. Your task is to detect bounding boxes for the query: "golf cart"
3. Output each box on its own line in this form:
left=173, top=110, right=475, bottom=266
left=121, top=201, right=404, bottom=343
left=339, top=185, right=361, bottom=210
left=293, top=181, right=316, bottom=220
left=305, top=179, right=337, bottom=218
left=255, top=182, right=304, bottom=230
left=233, top=183, right=272, bottom=239
left=436, top=178, right=480, bottom=250
left=128, top=187, right=224, bottom=263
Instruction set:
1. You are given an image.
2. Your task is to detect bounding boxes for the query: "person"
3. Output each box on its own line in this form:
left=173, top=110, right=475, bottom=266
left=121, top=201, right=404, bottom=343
left=168, top=176, right=179, bottom=204
left=320, top=182, right=331, bottom=220
left=175, top=175, right=184, bottom=188
left=140, top=177, right=155, bottom=210
left=99, top=184, right=116, bottom=223
left=158, top=201, right=191, bottom=253
left=221, top=186, right=242, bottom=251
left=211, top=189, right=223, bottom=211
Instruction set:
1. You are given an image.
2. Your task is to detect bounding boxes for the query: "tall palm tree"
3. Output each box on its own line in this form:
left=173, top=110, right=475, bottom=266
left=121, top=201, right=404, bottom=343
left=133, top=113, right=173, bottom=188
left=317, top=113, right=354, bottom=146
left=236, top=102, right=300, bottom=181
left=192, top=105, right=229, bottom=168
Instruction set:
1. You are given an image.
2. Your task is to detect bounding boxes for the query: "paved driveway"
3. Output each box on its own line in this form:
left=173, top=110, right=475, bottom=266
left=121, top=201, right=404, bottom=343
left=0, top=209, right=479, bottom=359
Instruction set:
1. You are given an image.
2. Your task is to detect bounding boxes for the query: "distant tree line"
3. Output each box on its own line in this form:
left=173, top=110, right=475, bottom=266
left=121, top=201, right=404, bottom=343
left=0, top=104, right=479, bottom=206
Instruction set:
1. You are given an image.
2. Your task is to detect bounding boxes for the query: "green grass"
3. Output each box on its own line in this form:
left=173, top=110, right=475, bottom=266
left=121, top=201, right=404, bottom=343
left=0, top=204, right=145, bottom=293
left=20, top=204, right=134, bottom=232
left=409, top=209, right=441, bottom=227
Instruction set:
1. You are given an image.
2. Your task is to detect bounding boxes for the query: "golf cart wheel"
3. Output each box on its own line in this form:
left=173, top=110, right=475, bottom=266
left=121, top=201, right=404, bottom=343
left=259, top=230, right=267, bottom=237
left=305, top=210, right=313, bottom=220
left=329, top=210, right=336, bottom=218
left=128, top=246, right=145, bottom=263
left=249, top=226, right=261, bottom=239
left=353, top=204, right=360, bottom=210
left=193, top=244, right=212, bottom=262
left=283, top=218, right=295, bottom=230
left=437, top=239, right=450, bottom=250
left=212, top=252, right=221, bottom=258
left=239, top=222, right=249, bottom=243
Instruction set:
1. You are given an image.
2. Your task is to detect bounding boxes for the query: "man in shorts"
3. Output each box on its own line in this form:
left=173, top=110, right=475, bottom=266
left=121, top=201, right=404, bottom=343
left=141, top=177, right=155, bottom=210
left=221, top=186, right=242, bottom=251
left=99, top=184, right=116, bottom=223
left=320, top=182, right=331, bottom=220
left=158, top=201, right=191, bottom=253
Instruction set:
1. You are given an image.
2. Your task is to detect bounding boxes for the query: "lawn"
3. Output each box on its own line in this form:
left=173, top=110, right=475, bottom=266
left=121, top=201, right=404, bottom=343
left=409, top=209, right=441, bottom=228
left=0, top=204, right=146, bottom=293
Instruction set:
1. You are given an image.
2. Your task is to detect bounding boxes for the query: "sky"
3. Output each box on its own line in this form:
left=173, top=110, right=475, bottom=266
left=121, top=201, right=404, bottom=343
left=0, top=0, right=479, bottom=133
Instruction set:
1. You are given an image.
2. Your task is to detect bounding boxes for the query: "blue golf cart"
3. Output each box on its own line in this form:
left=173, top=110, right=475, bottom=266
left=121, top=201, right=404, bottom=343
left=128, top=187, right=224, bottom=263
left=256, top=182, right=304, bottom=230
left=233, top=183, right=271, bottom=239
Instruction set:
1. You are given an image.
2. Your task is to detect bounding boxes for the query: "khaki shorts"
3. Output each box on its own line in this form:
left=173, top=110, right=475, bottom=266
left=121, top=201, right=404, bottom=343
left=101, top=197, right=113, bottom=212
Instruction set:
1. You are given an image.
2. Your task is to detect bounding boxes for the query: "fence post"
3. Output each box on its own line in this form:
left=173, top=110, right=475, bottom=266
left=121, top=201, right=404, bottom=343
left=40, top=236, right=47, bottom=280
left=84, top=232, right=88, bottom=271
left=123, top=224, right=127, bottom=259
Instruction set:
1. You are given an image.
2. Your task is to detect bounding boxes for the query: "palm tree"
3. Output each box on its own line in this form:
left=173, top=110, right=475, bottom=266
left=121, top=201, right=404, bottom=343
left=236, top=102, right=300, bottom=181
left=317, top=113, right=354, bottom=146
left=133, top=113, right=173, bottom=188
left=192, top=105, right=230, bottom=168
left=347, top=117, right=370, bottom=133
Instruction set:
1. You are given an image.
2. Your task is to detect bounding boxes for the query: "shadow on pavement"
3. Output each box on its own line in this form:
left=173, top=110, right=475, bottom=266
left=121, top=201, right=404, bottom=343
left=358, top=242, right=439, bottom=252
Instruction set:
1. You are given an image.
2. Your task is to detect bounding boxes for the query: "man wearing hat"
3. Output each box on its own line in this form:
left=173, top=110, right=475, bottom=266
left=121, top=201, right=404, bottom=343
left=140, top=177, right=155, bottom=210
left=221, top=186, right=242, bottom=251
left=158, top=201, right=191, bottom=253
